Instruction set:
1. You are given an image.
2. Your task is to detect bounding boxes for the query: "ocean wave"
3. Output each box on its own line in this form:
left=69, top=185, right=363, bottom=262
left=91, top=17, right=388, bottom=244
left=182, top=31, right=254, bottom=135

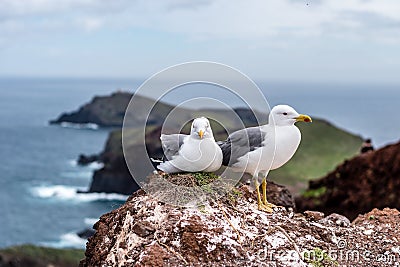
left=30, top=185, right=128, bottom=202
left=68, top=159, right=104, bottom=170
left=87, top=161, right=104, bottom=169
left=63, top=160, right=104, bottom=179
left=60, top=122, right=99, bottom=130
left=84, top=217, right=99, bottom=226
left=41, top=232, right=87, bottom=249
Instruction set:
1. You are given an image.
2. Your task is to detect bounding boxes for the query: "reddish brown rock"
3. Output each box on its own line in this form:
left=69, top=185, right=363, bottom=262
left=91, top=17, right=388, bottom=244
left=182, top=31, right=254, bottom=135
left=353, top=207, right=400, bottom=225
left=80, top=186, right=400, bottom=267
left=296, top=141, right=400, bottom=220
left=303, top=210, right=325, bottom=221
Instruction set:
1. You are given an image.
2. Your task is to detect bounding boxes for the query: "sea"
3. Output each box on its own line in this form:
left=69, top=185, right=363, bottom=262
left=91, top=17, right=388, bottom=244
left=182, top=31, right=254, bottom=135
left=0, top=77, right=398, bottom=249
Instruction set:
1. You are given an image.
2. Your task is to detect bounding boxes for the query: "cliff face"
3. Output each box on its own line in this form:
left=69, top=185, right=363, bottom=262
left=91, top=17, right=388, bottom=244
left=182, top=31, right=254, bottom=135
left=296, top=141, right=400, bottom=220
left=88, top=129, right=136, bottom=194
left=80, top=185, right=400, bottom=267
left=87, top=127, right=163, bottom=194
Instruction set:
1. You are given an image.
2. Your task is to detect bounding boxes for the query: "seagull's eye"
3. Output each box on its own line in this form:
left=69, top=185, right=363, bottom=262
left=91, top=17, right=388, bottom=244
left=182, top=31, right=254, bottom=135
left=283, top=112, right=288, bottom=115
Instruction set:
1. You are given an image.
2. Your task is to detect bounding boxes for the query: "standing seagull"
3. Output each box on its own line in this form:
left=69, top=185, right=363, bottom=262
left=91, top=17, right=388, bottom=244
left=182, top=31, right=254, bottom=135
left=158, top=117, right=223, bottom=174
left=218, top=105, right=312, bottom=212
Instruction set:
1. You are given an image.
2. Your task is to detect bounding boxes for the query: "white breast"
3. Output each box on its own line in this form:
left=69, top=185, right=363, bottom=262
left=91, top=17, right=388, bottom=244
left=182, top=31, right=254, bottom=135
left=270, top=125, right=301, bottom=170
left=232, top=125, right=301, bottom=176
left=171, top=137, right=222, bottom=172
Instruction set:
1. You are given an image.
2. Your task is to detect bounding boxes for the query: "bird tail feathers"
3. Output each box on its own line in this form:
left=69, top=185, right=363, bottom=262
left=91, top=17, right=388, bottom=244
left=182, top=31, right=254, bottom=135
left=157, top=161, right=180, bottom=174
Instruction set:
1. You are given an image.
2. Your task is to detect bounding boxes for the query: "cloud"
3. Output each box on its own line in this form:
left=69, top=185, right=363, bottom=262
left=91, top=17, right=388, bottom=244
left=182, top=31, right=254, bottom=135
left=0, top=0, right=399, bottom=43
left=78, top=17, right=103, bottom=32
left=0, top=0, right=399, bottom=82
left=0, top=0, right=117, bottom=16
left=141, top=0, right=400, bottom=42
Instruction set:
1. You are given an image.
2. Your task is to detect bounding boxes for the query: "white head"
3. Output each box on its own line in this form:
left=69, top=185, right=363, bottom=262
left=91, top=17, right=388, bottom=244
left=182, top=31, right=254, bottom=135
left=190, top=117, right=214, bottom=139
left=269, top=105, right=312, bottom=126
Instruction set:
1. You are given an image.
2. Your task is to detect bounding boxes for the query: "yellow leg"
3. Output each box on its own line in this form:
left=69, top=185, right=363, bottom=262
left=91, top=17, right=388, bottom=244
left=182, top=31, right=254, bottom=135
left=255, top=179, right=273, bottom=213
left=261, top=177, right=278, bottom=209
left=262, top=177, right=267, bottom=205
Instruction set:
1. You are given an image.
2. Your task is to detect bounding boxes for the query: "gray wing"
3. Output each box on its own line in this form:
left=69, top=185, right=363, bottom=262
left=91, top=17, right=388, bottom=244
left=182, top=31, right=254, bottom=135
left=218, top=127, right=264, bottom=166
left=160, top=134, right=187, bottom=159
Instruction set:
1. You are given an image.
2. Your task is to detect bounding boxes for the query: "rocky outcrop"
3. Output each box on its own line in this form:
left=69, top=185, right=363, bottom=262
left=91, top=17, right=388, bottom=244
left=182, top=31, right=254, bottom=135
left=50, top=91, right=134, bottom=127
left=50, top=92, right=265, bottom=128
left=89, top=159, right=139, bottom=195
left=80, top=185, right=400, bottom=267
left=296, top=141, right=400, bottom=220
left=77, top=154, right=99, bottom=165
left=50, top=92, right=196, bottom=128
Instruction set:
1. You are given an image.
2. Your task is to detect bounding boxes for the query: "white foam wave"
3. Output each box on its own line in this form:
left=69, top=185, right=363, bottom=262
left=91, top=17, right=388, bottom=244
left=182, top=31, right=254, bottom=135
left=63, top=160, right=104, bottom=180
left=30, top=185, right=128, bottom=202
left=67, top=159, right=103, bottom=170
left=42, top=232, right=87, bottom=249
left=87, top=161, right=104, bottom=170
left=84, top=217, right=99, bottom=226
left=60, top=122, right=99, bottom=130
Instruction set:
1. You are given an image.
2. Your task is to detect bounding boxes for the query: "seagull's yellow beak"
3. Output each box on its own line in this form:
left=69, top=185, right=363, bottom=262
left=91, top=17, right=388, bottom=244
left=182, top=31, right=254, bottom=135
left=295, top=114, right=312, bottom=123
left=198, top=130, right=204, bottom=139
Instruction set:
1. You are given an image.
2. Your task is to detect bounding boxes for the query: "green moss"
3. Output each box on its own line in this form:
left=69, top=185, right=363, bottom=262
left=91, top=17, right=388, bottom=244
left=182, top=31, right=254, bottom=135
left=202, top=184, right=213, bottom=193
left=193, top=172, right=220, bottom=186
left=303, top=247, right=338, bottom=267
left=226, top=188, right=243, bottom=204
left=0, top=245, right=84, bottom=266
left=232, top=188, right=242, bottom=197
left=198, top=204, right=207, bottom=213
left=302, top=186, right=327, bottom=198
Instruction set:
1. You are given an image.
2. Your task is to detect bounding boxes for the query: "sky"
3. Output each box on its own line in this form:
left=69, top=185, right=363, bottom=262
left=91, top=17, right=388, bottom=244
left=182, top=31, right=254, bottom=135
left=0, top=0, right=400, bottom=84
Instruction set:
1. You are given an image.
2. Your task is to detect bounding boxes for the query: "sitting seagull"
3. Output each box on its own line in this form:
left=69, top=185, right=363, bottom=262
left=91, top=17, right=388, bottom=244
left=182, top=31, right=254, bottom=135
left=218, top=105, right=312, bottom=212
left=157, top=117, right=223, bottom=174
